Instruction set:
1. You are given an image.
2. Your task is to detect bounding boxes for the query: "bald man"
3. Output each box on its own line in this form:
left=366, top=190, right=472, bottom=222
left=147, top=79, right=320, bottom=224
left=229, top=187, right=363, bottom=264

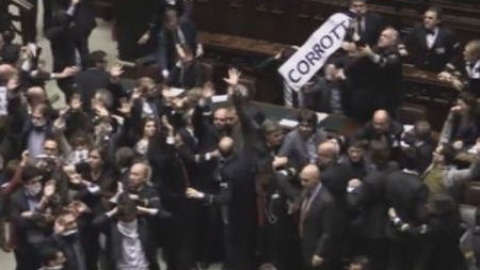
left=298, top=165, right=336, bottom=270
left=343, top=27, right=403, bottom=121
left=186, top=136, right=257, bottom=270
left=354, top=109, right=403, bottom=154
left=317, top=140, right=356, bottom=269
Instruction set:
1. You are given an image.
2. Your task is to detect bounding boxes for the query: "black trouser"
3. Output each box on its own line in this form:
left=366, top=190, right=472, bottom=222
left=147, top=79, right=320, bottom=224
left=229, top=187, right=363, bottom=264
left=80, top=225, right=100, bottom=270
left=14, top=245, right=40, bottom=270
left=364, top=238, right=389, bottom=270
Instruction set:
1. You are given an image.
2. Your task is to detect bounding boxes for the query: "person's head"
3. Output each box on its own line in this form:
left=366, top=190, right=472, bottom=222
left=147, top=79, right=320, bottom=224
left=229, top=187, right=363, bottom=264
left=117, top=196, right=138, bottom=223
left=464, top=40, right=480, bottom=63
left=348, top=140, right=366, bottom=163
left=423, top=7, right=443, bottom=30
left=164, top=8, right=179, bottom=30
left=88, top=147, right=107, bottom=171
left=372, top=110, right=390, bottom=134
left=261, top=119, right=284, bottom=148
left=71, top=133, right=90, bottom=151
left=91, top=89, right=113, bottom=110
left=414, top=120, right=432, bottom=141
left=349, top=256, right=370, bottom=270
left=300, top=164, right=321, bottom=191
left=128, top=162, right=151, bottom=190
left=44, top=139, right=59, bottom=157
left=135, top=77, right=158, bottom=98
left=39, top=247, right=66, bottom=269
left=115, top=147, right=136, bottom=170
left=350, top=0, right=367, bottom=16
left=85, top=50, right=108, bottom=69
left=26, top=86, right=47, bottom=105
left=226, top=107, right=238, bottom=127
left=432, top=144, right=455, bottom=165
left=142, top=117, right=157, bottom=138
left=0, top=64, right=16, bottom=84
left=227, top=84, right=249, bottom=100
left=369, top=139, right=390, bottom=167
left=377, top=27, right=399, bottom=49
left=317, top=141, right=339, bottom=169
left=31, top=104, right=48, bottom=128
left=297, top=110, right=317, bottom=139
left=213, top=108, right=228, bottom=131
left=454, top=91, right=477, bottom=115
left=22, top=165, right=43, bottom=196
left=218, top=136, right=235, bottom=158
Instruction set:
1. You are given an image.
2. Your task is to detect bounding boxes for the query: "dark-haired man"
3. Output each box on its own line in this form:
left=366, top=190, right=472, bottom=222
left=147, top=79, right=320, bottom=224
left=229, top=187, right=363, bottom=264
left=402, top=7, right=459, bottom=72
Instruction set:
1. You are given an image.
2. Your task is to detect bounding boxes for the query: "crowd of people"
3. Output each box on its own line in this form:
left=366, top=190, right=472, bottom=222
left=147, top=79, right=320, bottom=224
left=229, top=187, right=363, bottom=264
left=1, top=0, right=480, bottom=270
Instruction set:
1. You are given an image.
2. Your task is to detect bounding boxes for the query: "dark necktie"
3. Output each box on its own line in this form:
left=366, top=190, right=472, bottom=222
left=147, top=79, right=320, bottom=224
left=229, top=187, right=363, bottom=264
left=425, top=29, right=435, bottom=35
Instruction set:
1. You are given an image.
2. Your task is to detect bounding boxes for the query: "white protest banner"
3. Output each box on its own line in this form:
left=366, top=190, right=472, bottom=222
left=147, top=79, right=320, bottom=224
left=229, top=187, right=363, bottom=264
left=279, top=13, right=351, bottom=91
left=0, top=86, right=7, bottom=116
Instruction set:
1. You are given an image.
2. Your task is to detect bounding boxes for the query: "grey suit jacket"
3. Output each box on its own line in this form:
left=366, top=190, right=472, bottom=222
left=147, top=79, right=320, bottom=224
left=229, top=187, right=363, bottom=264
left=278, top=129, right=327, bottom=170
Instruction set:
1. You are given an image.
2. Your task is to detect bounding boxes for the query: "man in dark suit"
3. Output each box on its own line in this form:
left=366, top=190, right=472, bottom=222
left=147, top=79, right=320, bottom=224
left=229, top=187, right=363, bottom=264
left=343, top=0, right=386, bottom=50
left=342, top=27, right=403, bottom=122
left=157, top=7, right=199, bottom=79
left=278, top=110, right=327, bottom=171
left=439, top=39, right=480, bottom=97
left=316, top=140, right=355, bottom=269
left=70, top=0, right=96, bottom=68
left=347, top=139, right=398, bottom=270
left=10, top=165, right=54, bottom=270
left=354, top=110, right=403, bottom=156
left=402, top=6, right=459, bottom=73
left=74, top=50, right=127, bottom=113
left=384, top=149, right=429, bottom=270
left=298, top=164, right=336, bottom=270
left=186, top=136, right=257, bottom=270
left=167, top=44, right=206, bottom=89
left=45, top=1, right=77, bottom=101
left=93, top=196, right=161, bottom=270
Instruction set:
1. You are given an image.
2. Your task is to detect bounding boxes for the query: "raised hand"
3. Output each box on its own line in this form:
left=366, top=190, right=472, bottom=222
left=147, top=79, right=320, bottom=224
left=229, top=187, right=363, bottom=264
left=110, top=63, right=125, bottom=78
left=70, top=94, right=82, bottom=111
left=44, top=180, right=56, bottom=198
left=223, top=68, right=241, bottom=86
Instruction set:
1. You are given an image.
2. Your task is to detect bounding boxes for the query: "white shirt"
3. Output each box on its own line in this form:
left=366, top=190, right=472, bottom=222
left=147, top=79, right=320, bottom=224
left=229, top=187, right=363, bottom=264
left=117, top=220, right=149, bottom=270
left=466, top=60, right=480, bottom=79
left=426, top=28, right=439, bottom=49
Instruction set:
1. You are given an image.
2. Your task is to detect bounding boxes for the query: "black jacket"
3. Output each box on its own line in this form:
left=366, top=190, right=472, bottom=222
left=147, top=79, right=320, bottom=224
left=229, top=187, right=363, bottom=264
left=404, top=25, right=458, bottom=72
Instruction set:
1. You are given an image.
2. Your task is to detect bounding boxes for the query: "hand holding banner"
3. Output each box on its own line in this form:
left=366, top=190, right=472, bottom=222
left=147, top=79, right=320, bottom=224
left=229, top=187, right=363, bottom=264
left=279, top=13, right=352, bottom=91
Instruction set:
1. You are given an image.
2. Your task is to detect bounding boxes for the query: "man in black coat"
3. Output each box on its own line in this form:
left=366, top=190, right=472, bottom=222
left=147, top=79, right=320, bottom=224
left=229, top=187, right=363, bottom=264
left=10, top=166, right=54, bottom=270
left=341, top=27, right=403, bottom=122
left=402, top=6, right=459, bottom=73
left=384, top=149, right=429, bottom=270
left=316, top=140, right=354, bottom=269
left=186, top=136, right=257, bottom=270
left=45, top=1, right=77, bottom=101
left=343, top=0, right=386, bottom=49
left=157, top=7, right=199, bottom=79
left=298, top=164, right=337, bottom=270
left=354, top=110, right=403, bottom=157
left=347, top=139, right=398, bottom=270
left=93, top=197, right=161, bottom=270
